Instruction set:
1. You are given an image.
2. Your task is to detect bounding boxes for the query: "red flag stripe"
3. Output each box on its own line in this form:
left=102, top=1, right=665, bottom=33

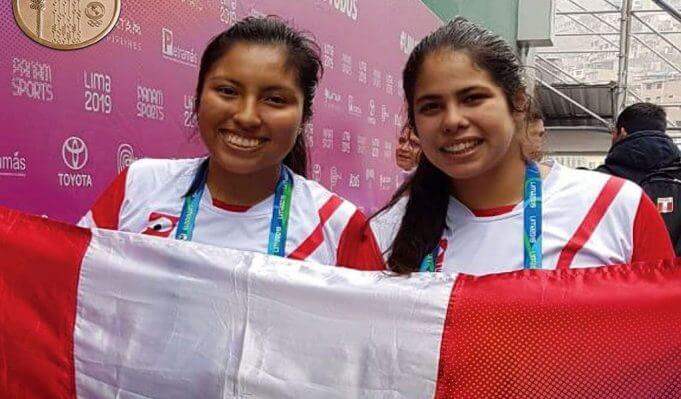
left=0, top=207, right=91, bottom=398
left=556, top=177, right=625, bottom=270
left=91, top=167, right=128, bottom=229
left=288, top=195, right=344, bottom=260
left=435, top=259, right=681, bottom=398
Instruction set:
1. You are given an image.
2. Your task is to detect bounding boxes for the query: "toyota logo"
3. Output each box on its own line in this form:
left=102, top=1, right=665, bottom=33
left=62, top=136, right=88, bottom=170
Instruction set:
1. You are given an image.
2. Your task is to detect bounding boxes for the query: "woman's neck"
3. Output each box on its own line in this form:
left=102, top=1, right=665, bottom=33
left=206, top=160, right=282, bottom=207
left=450, top=155, right=530, bottom=211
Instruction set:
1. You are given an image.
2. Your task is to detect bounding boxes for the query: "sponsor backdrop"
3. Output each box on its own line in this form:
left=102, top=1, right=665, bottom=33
left=0, top=0, right=441, bottom=223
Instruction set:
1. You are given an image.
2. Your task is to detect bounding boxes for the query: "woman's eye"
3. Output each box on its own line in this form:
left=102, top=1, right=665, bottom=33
left=464, top=94, right=485, bottom=104
left=266, top=95, right=287, bottom=105
left=419, top=103, right=440, bottom=113
left=217, top=86, right=237, bottom=96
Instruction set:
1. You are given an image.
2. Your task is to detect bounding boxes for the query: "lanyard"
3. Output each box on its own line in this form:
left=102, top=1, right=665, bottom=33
left=175, top=160, right=294, bottom=257
left=419, top=162, right=543, bottom=272
left=523, top=161, right=542, bottom=269
left=419, top=245, right=440, bottom=273
left=267, top=166, right=294, bottom=257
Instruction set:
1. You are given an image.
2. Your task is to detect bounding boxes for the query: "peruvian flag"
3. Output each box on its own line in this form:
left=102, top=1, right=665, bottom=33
left=1, top=207, right=680, bottom=398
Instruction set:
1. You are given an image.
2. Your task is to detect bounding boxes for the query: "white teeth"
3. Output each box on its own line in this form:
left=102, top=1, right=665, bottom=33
left=223, top=133, right=263, bottom=149
left=443, top=140, right=481, bottom=153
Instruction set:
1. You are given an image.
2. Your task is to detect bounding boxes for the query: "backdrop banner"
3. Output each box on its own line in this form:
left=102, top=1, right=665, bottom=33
left=1, top=0, right=441, bottom=222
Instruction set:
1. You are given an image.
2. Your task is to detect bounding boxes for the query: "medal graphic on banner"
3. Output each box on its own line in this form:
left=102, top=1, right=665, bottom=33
left=13, top=0, right=120, bottom=50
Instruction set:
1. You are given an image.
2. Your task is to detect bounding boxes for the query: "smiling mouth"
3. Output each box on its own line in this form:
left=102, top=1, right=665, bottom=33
left=442, top=139, right=483, bottom=156
left=218, top=129, right=268, bottom=151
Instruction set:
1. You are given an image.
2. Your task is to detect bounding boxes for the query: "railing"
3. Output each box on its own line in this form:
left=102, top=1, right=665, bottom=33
left=535, top=0, right=681, bottom=127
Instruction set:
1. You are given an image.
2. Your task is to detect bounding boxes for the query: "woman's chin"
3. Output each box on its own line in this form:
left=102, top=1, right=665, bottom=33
left=209, top=156, right=268, bottom=177
left=439, top=161, right=489, bottom=182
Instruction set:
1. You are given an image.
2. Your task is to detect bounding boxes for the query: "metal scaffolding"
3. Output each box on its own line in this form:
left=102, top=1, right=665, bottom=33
left=616, top=0, right=633, bottom=114
left=534, top=0, right=681, bottom=128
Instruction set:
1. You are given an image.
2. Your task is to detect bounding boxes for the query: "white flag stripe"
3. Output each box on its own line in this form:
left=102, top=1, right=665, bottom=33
left=74, top=229, right=457, bottom=398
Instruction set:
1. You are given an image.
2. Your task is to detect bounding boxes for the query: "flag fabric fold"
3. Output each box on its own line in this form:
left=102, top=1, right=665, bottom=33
left=0, top=207, right=679, bottom=398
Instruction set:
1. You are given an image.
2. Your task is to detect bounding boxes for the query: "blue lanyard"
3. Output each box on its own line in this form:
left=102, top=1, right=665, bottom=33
left=419, top=245, right=440, bottom=272
left=267, top=166, right=293, bottom=257
left=175, top=160, right=294, bottom=257
left=419, top=162, right=543, bottom=271
left=523, top=161, right=542, bottom=269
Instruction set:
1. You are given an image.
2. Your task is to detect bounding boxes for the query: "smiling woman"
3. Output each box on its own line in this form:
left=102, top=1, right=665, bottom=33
left=369, top=17, right=674, bottom=275
left=197, top=43, right=305, bottom=206
left=77, top=16, right=384, bottom=271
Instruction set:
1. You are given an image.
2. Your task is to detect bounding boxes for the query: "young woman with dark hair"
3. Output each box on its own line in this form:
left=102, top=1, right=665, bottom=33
left=370, top=17, right=674, bottom=275
left=80, top=17, right=383, bottom=270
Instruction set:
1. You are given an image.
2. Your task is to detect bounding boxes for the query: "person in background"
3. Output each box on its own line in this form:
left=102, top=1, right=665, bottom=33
left=395, top=125, right=421, bottom=173
left=596, top=103, right=679, bottom=183
left=369, top=17, right=674, bottom=275
left=596, top=102, right=681, bottom=255
left=79, top=16, right=384, bottom=270
left=526, top=100, right=546, bottom=161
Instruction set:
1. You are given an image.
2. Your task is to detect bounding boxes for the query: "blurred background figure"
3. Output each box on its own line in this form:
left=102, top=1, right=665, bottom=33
left=395, top=126, right=421, bottom=173
left=595, top=102, right=681, bottom=255
left=526, top=100, right=545, bottom=161
left=595, top=102, right=679, bottom=183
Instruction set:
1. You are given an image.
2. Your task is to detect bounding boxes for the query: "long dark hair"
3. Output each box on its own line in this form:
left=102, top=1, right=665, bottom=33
left=374, top=17, right=529, bottom=274
left=195, top=16, right=323, bottom=177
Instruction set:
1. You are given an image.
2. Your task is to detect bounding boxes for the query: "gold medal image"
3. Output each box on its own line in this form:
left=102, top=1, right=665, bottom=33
left=13, top=0, right=121, bottom=50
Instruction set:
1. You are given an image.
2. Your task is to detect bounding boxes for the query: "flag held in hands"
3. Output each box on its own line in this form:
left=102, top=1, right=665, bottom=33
left=0, top=207, right=679, bottom=398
